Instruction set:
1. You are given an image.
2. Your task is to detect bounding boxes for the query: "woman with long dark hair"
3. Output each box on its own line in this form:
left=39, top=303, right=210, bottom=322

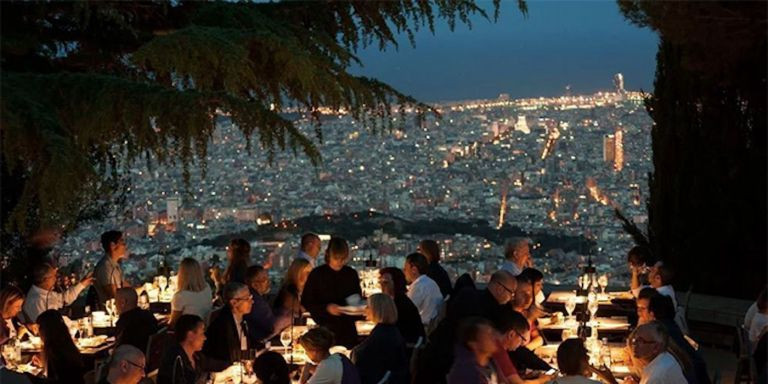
left=378, top=267, right=425, bottom=345
left=34, top=310, right=85, bottom=384
left=211, top=238, right=251, bottom=295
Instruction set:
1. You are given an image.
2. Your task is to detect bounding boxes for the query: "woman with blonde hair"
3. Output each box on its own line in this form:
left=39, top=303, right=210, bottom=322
left=170, top=257, right=213, bottom=327
left=351, top=293, right=408, bottom=384
left=274, top=258, right=312, bottom=318
left=0, top=286, right=28, bottom=344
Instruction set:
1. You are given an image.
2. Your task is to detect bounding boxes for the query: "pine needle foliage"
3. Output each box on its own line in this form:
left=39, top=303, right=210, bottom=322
left=1, top=0, right=524, bottom=237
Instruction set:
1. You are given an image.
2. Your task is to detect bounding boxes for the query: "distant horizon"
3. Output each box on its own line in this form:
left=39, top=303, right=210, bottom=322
left=351, top=0, right=658, bottom=103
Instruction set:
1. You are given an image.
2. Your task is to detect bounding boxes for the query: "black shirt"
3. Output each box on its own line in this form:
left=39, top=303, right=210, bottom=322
left=351, top=324, right=409, bottom=384
left=158, top=343, right=229, bottom=384
left=427, top=262, right=453, bottom=298
left=202, top=306, right=256, bottom=364
left=301, top=264, right=362, bottom=348
left=116, top=307, right=159, bottom=351
left=393, top=294, right=426, bottom=345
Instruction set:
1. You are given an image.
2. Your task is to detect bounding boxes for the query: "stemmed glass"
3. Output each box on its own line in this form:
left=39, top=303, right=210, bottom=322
left=598, top=274, right=608, bottom=295
left=565, top=297, right=577, bottom=322
left=280, top=330, right=292, bottom=351
left=588, top=300, right=599, bottom=322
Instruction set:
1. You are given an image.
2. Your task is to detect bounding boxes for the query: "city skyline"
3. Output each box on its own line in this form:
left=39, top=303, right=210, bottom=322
left=352, top=0, right=658, bottom=102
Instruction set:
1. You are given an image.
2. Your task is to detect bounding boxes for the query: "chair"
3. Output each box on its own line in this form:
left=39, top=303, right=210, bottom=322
left=145, top=327, right=173, bottom=374
left=375, top=370, right=391, bottom=384
left=734, top=323, right=754, bottom=384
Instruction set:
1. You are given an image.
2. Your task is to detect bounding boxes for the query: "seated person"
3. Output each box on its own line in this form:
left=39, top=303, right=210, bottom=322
left=254, top=351, right=290, bottom=384
left=115, top=287, right=159, bottom=351
left=749, top=288, right=768, bottom=347
left=492, top=308, right=553, bottom=384
left=604, top=322, right=688, bottom=384
left=158, top=314, right=228, bottom=384
left=23, top=263, right=93, bottom=322
left=518, top=268, right=546, bottom=307
left=378, top=267, right=425, bottom=345
left=447, top=317, right=500, bottom=384
left=744, top=287, right=766, bottom=331
left=202, top=282, right=256, bottom=364
left=1, top=286, right=29, bottom=344
left=631, top=263, right=677, bottom=308
left=548, top=339, right=601, bottom=384
left=244, top=265, right=285, bottom=343
left=351, top=294, right=408, bottom=384
left=170, top=258, right=213, bottom=327
left=32, top=310, right=86, bottom=384
left=299, top=327, right=361, bottom=384
left=512, top=275, right=544, bottom=350
left=417, top=240, right=453, bottom=298
left=403, top=252, right=443, bottom=327
left=647, top=294, right=709, bottom=384
left=272, top=259, right=312, bottom=332
left=301, top=237, right=362, bottom=348
left=501, top=238, right=532, bottom=276
left=627, top=246, right=656, bottom=289
left=99, top=345, right=146, bottom=384
left=636, top=287, right=659, bottom=326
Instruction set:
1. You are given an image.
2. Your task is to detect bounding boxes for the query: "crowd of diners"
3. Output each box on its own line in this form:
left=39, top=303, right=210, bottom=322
left=0, top=231, right=766, bottom=384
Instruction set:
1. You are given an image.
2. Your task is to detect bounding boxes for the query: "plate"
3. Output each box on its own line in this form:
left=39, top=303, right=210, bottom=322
left=338, top=305, right=366, bottom=316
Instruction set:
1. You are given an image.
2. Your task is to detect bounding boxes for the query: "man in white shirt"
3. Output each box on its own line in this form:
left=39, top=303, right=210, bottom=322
left=626, top=322, right=688, bottom=384
left=500, top=238, right=531, bottom=276
left=296, top=233, right=321, bottom=268
left=22, top=262, right=93, bottom=322
left=403, top=253, right=443, bottom=326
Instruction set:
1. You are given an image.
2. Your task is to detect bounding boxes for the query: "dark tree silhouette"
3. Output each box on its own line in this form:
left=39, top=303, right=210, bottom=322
left=619, top=1, right=767, bottom=298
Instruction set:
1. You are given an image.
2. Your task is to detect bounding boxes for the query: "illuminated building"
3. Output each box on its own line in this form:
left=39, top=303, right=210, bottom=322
left=613, top=73, right=625, bottom=94
left=613, top=127, right=624, bottom=171
left=603, top=134, right=615, bottom=163
left=514, top=115, right=530, bottom=134
left=166, top=197, right=180, bottom=223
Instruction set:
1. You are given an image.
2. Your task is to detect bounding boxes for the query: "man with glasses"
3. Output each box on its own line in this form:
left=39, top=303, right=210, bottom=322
left=22, top=262, right=93, bottom=322
left=492, top=308, right=554, bottom=384
left=99, top=344, right=146, bottom=384
left=624, top=322, right=687, bottom=384
left=415, top=271, right=517, bottom=383
left=203, top=282, right=256, bottom=364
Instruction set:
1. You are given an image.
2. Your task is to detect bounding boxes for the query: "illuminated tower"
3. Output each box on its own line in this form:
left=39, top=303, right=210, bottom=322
left=613, top=73, right=625, bottom=94
left=603, top=134, right=615, bottom=163
left=613, top=127, right=624, bottom=171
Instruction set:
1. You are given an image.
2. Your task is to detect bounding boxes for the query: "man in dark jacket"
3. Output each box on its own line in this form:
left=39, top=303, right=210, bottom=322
left=202, top=283, right=257, bottom=364
left=115, top=288, right=159, bottom=352
left=418, top=240, right=453, bottom=298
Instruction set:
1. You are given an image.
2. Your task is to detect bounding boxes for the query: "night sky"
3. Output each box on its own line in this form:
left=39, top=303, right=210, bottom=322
left=351, top=0, right=659, bottom=102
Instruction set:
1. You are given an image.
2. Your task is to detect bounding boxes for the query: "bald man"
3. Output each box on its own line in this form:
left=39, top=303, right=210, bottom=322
left=115, top=288, right=158, bottom=351
left=100, top=345, right=146, bottom=384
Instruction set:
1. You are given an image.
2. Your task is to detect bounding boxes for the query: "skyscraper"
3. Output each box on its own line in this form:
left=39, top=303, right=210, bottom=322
left=167, top=197, right=181, bottom=223
left=613, top=73, right=625, bottom=94
left=603, top=134, right=615, bottom=163
left=613, top=128, right=624, bottom=171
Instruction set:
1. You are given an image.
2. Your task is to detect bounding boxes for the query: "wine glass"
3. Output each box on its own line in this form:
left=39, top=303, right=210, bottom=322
left=598, top=274, right=608, bottom=295
left=280, top=330, right=292, bottom=350
left=588, top=300, right=599, bottom=321
left=565, top=298, right=577, bottom=321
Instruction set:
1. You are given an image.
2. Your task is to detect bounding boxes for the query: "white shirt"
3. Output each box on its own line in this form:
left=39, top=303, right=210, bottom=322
left=94, top=256, right=123, bottom=303
left=22, top=283, right=87, bottom=322
left=744, top=302, right=758, bottom=330
left=749, top=312, right=768, bottom=345
left=4, top=319, right=16, bottom=340
left=500, top=260, right=523, bottom=276
left=297, top=251, right=316, bottom=268
left=407, top=274, right=443, bottom=325
left=640, top=352, right=688, bottom=384
left=308, top=353, right=344, bottom=384
left=171, top=285, right=213, bottom=322
left=232, top=315, right=248, bottom=351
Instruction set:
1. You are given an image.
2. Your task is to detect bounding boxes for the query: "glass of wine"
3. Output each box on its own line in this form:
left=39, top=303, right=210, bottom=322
left=280, top=330, right=292, bottom=350
left=588, top=300, right=599, bottom=321
left=598, top=274, right=608, bottom=295
left=565, top=298, right=577, bottom=321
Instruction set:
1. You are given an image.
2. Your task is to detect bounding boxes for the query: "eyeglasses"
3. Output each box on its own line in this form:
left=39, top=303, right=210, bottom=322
left=513, top=329, right=529, bottom=344
left=125, top=359, right=146, bottom=373
left=494, top=281, right=516, bottom=299
left=233, top=294, right=253, bottom=302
